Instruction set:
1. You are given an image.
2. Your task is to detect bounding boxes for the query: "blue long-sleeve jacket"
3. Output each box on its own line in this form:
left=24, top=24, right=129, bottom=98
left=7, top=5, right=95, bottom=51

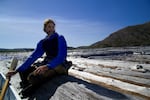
left=16, top=33, right=67, bottom=72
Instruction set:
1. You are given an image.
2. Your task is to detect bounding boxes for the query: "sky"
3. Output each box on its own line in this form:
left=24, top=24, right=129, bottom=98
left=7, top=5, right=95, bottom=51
left=0, top=0, right=150, bottom=48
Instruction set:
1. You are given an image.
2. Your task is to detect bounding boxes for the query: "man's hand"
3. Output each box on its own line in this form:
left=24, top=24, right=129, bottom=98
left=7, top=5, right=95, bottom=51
left=6, top=71, right=17, bottom=78
left=34, top=65, right=49, bottom=75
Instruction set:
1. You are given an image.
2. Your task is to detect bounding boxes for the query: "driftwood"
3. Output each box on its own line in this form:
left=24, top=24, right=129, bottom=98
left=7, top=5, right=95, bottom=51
left=72, top=63, right=150, bottom=88
left=26, top=75, right=137, bottom=100
left=72, top=59, right=150, bottom=87
left=66, top=57, right=150, bottom=100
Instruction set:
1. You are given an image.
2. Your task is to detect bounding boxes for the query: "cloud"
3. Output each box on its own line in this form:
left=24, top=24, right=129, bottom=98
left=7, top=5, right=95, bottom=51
left=0, top=17, right=43, bottom=34
left=0, top=16, right=119, bottom=48
left=53, top=17, right=119, bottom=47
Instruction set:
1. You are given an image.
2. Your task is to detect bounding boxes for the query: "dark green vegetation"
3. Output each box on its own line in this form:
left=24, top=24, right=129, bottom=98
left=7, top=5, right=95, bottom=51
left=0, top=47, right=75, bottom=52
left=0, top=48, right=34, bottom=52
left=90, top=21, right=150, bottom=48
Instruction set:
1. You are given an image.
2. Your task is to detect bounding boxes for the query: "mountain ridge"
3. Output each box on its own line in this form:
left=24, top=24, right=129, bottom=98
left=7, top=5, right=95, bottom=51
left=90, top=21, right=150, bottom=48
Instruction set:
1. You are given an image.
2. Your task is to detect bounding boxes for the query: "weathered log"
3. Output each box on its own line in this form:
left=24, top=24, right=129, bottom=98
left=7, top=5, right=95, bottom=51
left=27, top=75, right=137, bottom=100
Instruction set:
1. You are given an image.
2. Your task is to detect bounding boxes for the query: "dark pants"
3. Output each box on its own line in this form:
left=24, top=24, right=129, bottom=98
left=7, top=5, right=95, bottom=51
left=19, top=61, right=68, bottom=87
left=19, top=60, right=72, bottom=98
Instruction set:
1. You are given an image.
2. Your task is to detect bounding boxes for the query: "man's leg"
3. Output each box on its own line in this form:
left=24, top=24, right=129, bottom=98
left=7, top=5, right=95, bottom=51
left=53, top=64, right=68, bottom=75
left=20, top=65, right=68, bottom=98
left=19, top=66, right=36, bottom=88
left=27, top=64, right=68, bottom=85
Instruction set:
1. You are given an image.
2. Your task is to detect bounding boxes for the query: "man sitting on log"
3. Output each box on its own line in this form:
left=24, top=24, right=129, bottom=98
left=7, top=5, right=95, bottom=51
left=6, top=19, right=72, bottom=98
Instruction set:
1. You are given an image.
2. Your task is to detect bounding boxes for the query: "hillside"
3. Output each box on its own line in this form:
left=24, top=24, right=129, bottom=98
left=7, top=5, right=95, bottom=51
left=0, top=48, right=34, bottom=52
left=90, top=21, right=150, bottom=48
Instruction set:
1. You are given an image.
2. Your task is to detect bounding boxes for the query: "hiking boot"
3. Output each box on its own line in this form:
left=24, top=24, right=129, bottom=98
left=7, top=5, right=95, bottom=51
left=20, top=81, right=30, bottom=89
left=63, top=60, right=72, bottom=70
left=66, top=61, right=72, bottom=70
left=19, top=84, right=37, bottom=98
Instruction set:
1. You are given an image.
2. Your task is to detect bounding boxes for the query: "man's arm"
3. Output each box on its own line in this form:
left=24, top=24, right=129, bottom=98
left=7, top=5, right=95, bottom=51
left=16, top=40, right=44, bottom=72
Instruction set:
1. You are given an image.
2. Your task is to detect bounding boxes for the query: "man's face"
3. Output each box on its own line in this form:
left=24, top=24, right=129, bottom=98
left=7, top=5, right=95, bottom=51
left=45, top=23, right=55, bottom=35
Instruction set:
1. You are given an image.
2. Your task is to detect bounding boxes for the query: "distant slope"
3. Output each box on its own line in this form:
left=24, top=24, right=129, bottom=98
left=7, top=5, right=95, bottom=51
left=90, top=21, right=150, bottom=48
left=0, top=47, right=75, bottom=52
left=0, top=48, right=34, bottom=52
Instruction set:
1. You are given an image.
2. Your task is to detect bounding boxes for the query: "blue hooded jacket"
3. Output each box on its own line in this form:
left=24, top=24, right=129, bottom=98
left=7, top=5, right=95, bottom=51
left=16, top=33, right=67, bottom=72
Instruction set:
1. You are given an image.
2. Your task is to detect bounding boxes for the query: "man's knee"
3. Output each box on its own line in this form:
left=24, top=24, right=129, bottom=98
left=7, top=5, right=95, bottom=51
left=54, top=65, right=68, bottom=75
left=27, top=73, right=43, bottom=85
